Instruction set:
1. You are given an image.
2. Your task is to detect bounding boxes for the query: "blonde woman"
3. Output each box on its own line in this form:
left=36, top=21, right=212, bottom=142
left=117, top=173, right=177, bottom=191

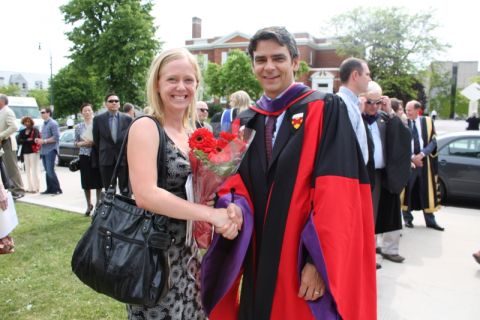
left=126, top=48, right=242, bottom=319
left=230, top=90, right=253, bottom=127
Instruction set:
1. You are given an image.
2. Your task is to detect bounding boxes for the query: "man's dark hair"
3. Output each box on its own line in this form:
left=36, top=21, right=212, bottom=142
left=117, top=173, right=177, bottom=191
left=123, top=103, right=134, bottom=113
left=80, top=102, right=92, bottom=112
left=248, top=26, right=299, bottom=60
left=339, top=57, right=366, bottom=83
left=43, top=107, right=52, bottom=115
left=104, top=92, right=117, bottom=102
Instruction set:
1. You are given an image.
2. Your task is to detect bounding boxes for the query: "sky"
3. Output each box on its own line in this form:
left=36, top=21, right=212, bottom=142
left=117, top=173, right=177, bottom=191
left=1, top=0, right=478, bottom=76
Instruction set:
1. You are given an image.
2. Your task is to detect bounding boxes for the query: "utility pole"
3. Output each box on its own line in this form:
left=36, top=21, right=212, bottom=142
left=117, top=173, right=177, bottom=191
left=449, top=62, right=458, bottom=119
left=38, top=42, right=54, bottom=110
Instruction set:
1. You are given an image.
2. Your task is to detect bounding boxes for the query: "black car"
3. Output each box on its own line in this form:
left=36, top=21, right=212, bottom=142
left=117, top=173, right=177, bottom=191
left=437, top=131, right=480, bottom=201
left=58, top=129, right=79, bottom=166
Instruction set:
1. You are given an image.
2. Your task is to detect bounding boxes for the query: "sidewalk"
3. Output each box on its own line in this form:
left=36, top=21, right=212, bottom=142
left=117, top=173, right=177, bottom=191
left=16, top=164, right=480, bottom=319
left=17, top=165, right=93, bottom=214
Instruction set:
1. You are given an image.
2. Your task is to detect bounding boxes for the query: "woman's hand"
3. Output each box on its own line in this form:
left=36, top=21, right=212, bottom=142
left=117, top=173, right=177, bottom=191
left=0, top=188, right=8, bottom=211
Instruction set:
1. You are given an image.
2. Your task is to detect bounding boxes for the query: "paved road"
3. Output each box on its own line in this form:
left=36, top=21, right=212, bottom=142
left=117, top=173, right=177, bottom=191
left=16, top=119, right=480, bottom=319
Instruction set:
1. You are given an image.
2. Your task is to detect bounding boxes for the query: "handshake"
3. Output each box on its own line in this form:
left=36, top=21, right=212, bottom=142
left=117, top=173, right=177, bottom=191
left=211, top=203, right=243, bottom=240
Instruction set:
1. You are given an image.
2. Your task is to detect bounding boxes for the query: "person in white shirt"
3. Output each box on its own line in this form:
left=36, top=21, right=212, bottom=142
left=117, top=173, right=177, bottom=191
left=337, top=58, right=371, bottom=165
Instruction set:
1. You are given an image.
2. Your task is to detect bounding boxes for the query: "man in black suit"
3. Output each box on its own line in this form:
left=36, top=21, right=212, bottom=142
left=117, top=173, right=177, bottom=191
left=93, top=93, right=132, bottom=196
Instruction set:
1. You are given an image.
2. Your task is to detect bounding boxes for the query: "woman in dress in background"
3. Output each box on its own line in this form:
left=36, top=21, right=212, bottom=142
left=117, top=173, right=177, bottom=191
left=74, top=103, right=103, bottom=216
left=17, top=116, right=41, bottom=193
left=125, top=48, right=241, bottom=319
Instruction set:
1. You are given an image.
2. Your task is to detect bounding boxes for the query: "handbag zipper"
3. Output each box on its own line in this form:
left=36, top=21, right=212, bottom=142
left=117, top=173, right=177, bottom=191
left=98, top=227, right=145, bottom=246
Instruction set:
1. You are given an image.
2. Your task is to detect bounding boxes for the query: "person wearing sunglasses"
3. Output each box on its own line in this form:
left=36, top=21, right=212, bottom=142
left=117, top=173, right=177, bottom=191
left=362, top=81, right=411, bottom=267
left=36, top=108, right=62, bottom=195
left=92, top=93, right=132, bottom=196
left=195, top=101, right=212, bottom=131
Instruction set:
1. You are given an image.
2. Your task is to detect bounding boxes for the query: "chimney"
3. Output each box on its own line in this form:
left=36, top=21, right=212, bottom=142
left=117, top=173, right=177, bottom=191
left=192, top=17, right=202, bottom=39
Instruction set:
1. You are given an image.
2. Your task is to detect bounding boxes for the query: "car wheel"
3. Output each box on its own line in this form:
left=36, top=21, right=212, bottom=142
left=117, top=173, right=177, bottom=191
left=438, top=179, right=447, bottom=203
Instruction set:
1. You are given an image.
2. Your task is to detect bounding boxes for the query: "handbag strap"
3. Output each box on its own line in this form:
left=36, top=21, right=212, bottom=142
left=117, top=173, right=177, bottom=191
left=105, top=115, right=167, bottom=199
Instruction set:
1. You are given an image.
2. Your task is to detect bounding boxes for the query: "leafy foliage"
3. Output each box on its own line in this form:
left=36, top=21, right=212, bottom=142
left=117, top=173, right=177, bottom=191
left=296, top=60, right=310, bottom=81
left=328, top=7, right=448, bottom=101
left=51, top=63, right=103, bottom=117
left=27, top=89, right=50, bottom=108
left=61, top=0, right=160, bottom=107
left=0, top=84, right=21, bottom=96
left=203, top=50, right=262, bottom=100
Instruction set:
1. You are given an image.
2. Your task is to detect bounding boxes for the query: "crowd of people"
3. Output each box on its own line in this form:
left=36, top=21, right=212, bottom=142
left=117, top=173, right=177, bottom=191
left=1, top=25, right=480, bottom=319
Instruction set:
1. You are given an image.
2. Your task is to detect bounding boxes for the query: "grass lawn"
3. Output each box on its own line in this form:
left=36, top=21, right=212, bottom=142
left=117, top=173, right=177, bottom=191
left=0, top=203, right=125, bottom=319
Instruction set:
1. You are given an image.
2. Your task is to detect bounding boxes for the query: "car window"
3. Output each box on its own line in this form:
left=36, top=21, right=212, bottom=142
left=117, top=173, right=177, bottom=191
left=447, top=138, right=480, bottom=158
left=61, top=131, right=75, bottom=143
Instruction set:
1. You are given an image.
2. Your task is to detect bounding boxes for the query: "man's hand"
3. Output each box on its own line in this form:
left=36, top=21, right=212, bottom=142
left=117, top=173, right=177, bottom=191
left=298, top=262, right=325, bottom=301
left=0, top=188, right=8, bottom=211
left=412, top=153, right=424, bottom=167
left=226, top=203, right=243, bottom=231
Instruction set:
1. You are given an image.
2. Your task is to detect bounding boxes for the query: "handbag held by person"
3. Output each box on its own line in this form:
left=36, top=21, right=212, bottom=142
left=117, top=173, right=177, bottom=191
left=68, top=157, right=80, bottom=172
left=71, top=116, right=172, bottom=307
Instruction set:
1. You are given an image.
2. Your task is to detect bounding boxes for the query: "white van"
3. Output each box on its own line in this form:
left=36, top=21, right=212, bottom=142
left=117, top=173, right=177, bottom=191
left=7, top=96, right=43, bottom=129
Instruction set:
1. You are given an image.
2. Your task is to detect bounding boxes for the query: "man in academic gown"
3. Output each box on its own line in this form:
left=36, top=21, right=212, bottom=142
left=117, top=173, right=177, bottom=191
left=402, top=100, right=443, bottom=231
left=201, top=26, right=376, bottom=320
left=362, top=82, right=411, bottom=265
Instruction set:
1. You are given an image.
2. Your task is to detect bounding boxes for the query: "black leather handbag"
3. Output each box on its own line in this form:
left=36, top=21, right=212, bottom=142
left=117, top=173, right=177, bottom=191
left=69, top=157, right=80, bottom=172
left=71, top=116, right=172, bottom=307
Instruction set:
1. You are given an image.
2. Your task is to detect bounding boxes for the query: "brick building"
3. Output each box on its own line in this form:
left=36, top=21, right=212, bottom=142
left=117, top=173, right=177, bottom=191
left=185, top=17, right=345, bottom=93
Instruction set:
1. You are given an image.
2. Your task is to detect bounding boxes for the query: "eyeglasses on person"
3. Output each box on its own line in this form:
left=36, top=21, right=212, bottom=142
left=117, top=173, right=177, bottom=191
left=108, top=99, right=119, bottom=103
left=366, top=99, right=383, bottom=105
left=197, top=108, right=208, bottom=113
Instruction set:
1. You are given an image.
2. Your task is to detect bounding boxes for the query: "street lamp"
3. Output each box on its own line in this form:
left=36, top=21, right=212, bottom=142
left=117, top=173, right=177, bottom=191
left=38, top=43, right=54, bottom=110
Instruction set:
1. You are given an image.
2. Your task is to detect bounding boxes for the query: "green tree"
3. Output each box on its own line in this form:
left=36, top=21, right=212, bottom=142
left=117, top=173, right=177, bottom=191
left=220, top=50, right=262, bottom=99
left=61, top=0, right=160, bottom=106
left=51, top=63, right=103, bottom=117
left=328, top=7, right=448, bottom=100
left=27, top=89, right=50, bottom=107
left=203, top=62, right=223, bottom=99
left=0, top=85, right=21, bottom=96
left=295, top=60, right=310, bottom=81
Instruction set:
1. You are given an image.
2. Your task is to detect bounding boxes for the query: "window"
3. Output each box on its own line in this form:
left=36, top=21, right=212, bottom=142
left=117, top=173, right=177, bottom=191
left=221, top=51, right=229, bottom=65
left=446, top=138, right=480, bottom=158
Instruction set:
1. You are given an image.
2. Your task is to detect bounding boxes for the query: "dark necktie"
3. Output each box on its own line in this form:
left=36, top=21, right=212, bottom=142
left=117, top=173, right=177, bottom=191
left=265, top=115, right=277, bottom=164
left=411, top=120, right=420, bottom=154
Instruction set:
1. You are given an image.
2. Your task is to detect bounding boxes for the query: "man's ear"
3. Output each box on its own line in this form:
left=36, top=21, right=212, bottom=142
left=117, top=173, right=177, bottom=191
left=292, top=57, right=300, bottom=72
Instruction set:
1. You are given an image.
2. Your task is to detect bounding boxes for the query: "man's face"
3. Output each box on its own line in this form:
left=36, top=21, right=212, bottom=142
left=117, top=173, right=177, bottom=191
left=0, top=98, right=6, bottom=108
left=105, top=95, right=120, bottom=112
left=405, top=103, right=418, bottom=120
left=365, top=96, right=382, bottom=116
left=40, top=109, right=49, bottom=120
left=354, top=63, right=371, bottom=94
left=196, top=103, right=209, bottom=122
left=252, top=39, right=299, bottom=99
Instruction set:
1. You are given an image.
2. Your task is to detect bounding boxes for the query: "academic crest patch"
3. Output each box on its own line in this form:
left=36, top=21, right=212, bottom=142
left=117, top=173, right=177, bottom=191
left=291, top=113, right=304, bottom=130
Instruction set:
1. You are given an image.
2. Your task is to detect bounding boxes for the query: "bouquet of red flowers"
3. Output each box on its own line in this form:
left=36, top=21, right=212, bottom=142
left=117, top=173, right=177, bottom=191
left=187, top=127, right=255, bottom=248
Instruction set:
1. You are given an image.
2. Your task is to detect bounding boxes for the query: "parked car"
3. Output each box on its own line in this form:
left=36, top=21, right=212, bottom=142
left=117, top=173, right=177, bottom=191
left=58, top=129, right=79, bottom=166
left=437, top=131, right=480, bottom=201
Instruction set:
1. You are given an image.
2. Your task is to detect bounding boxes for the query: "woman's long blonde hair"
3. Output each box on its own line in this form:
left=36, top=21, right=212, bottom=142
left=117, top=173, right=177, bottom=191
left=146, top=48, right=202, bottom=129
left=229, top=90, right=251, bottom=113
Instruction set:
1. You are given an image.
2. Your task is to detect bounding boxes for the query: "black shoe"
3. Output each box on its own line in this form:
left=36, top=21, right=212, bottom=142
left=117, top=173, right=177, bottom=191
left=473, top=253, right=480, bottom=265
left=376, top=247, right=382, bottom=254
left=426, top=223, right=444, bottom=231
left=381, top=253, right=405, bottom=263
left=376, top=263, right=382, bottom=270
left=405, top=221, right=414, bottom=228
left=40, top=191, right=51, bottom=195
left=51, top=190, right=63, bottom=196
left=85, top=204, right=93, bottom=217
